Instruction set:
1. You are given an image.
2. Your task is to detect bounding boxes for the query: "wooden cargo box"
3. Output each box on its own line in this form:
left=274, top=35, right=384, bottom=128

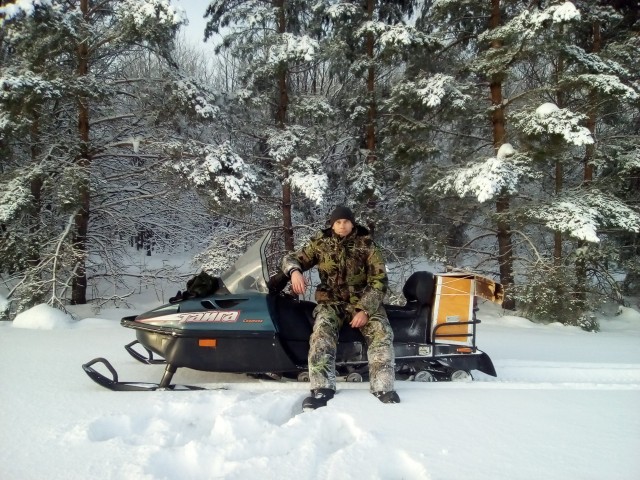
left=431, top=272, right=503, bottom=345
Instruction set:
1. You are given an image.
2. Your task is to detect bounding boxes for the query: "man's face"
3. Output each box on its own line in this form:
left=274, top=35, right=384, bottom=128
left=332, top=219, right=354, bottom=237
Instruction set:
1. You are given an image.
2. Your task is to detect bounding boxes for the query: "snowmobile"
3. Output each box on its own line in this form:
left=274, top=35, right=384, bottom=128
left=83, top=232, right=500, bottom=391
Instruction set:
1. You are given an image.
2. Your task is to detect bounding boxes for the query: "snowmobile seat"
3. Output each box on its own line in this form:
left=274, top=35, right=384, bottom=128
left=387, top=271, right=434, bottom=343
left=268, top=295, right=315, bottom=341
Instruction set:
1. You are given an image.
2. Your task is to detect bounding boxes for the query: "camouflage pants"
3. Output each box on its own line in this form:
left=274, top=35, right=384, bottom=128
left=308, top=303, right=395, bottom=392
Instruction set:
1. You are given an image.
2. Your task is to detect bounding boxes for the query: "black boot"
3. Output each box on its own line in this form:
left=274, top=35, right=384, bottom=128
left=373, top=390, right=400, bottom=404
left=302, top=388, right=335, bottom=411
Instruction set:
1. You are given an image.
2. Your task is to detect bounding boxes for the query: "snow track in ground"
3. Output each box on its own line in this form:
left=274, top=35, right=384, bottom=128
left=151, top=358, right=640, bottom=393
left=477, top=360, right=640, bottom=387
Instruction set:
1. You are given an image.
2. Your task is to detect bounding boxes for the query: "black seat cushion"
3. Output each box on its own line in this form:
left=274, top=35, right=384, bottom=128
left=270, top=295, right=366, bottom=343
left=268, top=296, right=315, bottom=341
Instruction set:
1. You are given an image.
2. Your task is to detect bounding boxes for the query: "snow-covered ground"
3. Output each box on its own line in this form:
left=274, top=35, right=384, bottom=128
left=1, top=296, right=639, bottom=480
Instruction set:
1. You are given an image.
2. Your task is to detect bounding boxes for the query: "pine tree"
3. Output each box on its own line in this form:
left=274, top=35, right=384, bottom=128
left=312, top=0, right=426, bottom=232
left=385, top=0, right=524, bottom=307
left=204, top=0, right=332, bottom=250
left=389, top=1, right=639, bottom=321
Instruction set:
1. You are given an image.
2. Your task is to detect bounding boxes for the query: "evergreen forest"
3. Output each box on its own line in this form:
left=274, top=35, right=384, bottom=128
left=1, top=0, right=638, bottom=330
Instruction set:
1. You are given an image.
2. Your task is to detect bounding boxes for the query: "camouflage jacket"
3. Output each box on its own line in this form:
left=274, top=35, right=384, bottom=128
left=281, top=225, right=388, bottom=315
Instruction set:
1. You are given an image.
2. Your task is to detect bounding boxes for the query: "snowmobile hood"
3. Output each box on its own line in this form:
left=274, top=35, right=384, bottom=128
left=130, top=293, right=276, bottom=333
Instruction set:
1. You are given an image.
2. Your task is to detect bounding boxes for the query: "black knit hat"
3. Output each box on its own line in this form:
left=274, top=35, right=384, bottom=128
left=329, top=206, right=356, bottom=226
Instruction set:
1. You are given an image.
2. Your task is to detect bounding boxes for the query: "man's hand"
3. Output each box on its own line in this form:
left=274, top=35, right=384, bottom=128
left=290, top=270, right=308, bottom=295
left=350, top=310, right=369, bottom=328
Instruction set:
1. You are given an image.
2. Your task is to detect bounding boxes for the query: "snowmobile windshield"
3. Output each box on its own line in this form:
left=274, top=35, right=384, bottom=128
left=219, top=232, right=271, bottom=294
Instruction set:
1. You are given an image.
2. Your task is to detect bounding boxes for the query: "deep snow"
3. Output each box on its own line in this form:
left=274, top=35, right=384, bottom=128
left=1, top=297, right=639, bottom=480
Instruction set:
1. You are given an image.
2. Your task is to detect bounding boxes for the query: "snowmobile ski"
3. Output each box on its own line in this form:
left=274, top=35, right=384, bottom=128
left=82, top=357, right=207, bottom=391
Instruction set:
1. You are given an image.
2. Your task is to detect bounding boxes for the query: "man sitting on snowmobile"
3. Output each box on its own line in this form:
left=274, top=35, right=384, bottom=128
left=281, top=206, right=400, bottom=410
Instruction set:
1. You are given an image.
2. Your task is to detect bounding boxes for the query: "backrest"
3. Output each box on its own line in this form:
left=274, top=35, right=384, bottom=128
left=402, top=271, right=435, bottom=306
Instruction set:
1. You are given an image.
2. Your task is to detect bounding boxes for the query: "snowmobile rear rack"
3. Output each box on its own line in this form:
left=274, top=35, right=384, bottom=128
left=433, top=320, right=479, bottom=341
left=82, top=357, right=206, bottom=391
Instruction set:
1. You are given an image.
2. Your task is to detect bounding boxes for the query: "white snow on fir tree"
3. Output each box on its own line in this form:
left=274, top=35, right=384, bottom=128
left=577, top=74, right=638, bottom=101
left=0, top=174, right=37, bottom=223
left=620, top=148, right=640, bottom=173
left=114, top=0, right=185, bottom=28
left=0, top=0, right=52, bottom=23
left=551, top=2, right=581, bottom=22
left=171, top=141, right=256, bottom=203
left=325, top=3, right=360, bottom=19
left=244, top=5, right=274, bottom=27
left=529, top=191, right=640, bottom=243
left=418, top=74, right=469, bottom=108
left=0, top=71, right=64, bottom=102
left=0, top=112, right=10, bottom=136
left=563, top=45, right=629, bottom=77
left=358, top=22, right=430, bottom=48
left=523, top=1, right=581, bottom=28
left=541, top=201, right=600, bottom=243
left=173, top=79, right=220, bottom=119
left=536, top=102, right=560, bottom=118
left=349, top=160, right=382, bottom=200
left=349, top=106, right=368, bottom=121
left=290, top=95, right=334, bottom=119
left=288, top=156, right=328, bottom=206
left=432, top=147, right=534, bottom=203
left=266, top=126, right=310, bottom=164
left=513, top=103, right=593, bottom=146
left=497, top=143, right=515, bottom=160
left=268, top=34, right=318, bottom=64
left=480, top=1, right=580, bottom=44
left=435, top=159, right=515, bottom=203
left=389, top=74, right=470, bottom=109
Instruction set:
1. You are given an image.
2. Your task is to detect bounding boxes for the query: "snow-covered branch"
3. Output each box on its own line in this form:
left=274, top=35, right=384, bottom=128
left=527, top=190, right=640, bottom=243
left=287, top=156, right=328, bottom=206
left=511, top=103, right=593, bottom=146
left=432, top=146, right=534, bottom=203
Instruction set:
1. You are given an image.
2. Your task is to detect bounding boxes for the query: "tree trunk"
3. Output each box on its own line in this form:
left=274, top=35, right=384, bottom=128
left=553, top=26, right=565, bottom=265
left=364, top=0, right=377, bottom=235
left=282, top=181, right=294, bottom=251
left=583, top=20, right=600, bottom=184
left=365, top=0, right=376, bottom=161
left=553, top=160, right=563, bottom=264
left=29, top=116, right=42, bottom=267
left=496, top=194, right=515, bottom=305
left=275, top=0, right=294, bottom=250
left=575, top=19, right=602, bottom=307
left=489, top=0, right=515, bottom=309
left=71, top=0, right=90, bottom=304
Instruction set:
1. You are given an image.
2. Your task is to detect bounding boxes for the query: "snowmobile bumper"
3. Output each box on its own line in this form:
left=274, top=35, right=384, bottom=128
left=124, top=340, right=166, bottom=365
left=436, top=350, right=497, bottom=377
